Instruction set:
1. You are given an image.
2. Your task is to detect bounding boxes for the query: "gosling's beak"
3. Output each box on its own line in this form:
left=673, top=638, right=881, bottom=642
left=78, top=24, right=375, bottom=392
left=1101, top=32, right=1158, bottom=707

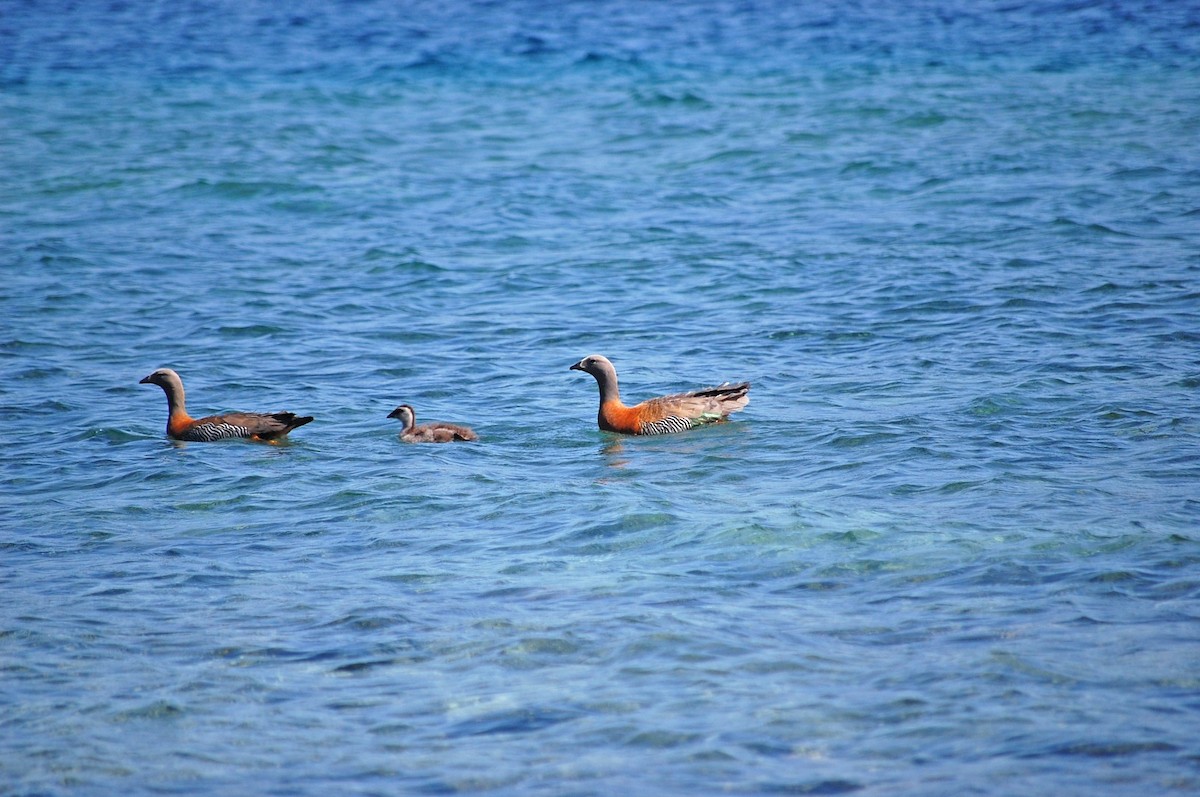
left=139, top=374, right=153, bottom=384
left=569, top=360, right=584, bottom=372
left=387, top=407, right=403, bottom=419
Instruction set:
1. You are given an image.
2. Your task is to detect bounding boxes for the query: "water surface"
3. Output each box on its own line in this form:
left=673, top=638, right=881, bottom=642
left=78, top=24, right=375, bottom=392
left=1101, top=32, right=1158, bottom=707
left=2, top=1, right=1199, bottom=794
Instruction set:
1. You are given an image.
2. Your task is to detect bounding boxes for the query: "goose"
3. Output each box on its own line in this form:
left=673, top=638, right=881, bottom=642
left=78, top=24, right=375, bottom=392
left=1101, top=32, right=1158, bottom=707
left=139, top=368, right=313, bottom=442
left=569, top=354, right=749, bottom=435
left=387, top=404, right=478, bottom=443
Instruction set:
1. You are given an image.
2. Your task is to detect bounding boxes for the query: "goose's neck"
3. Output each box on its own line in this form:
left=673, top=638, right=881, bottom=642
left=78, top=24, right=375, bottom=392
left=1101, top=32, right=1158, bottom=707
left=595, top=367, right=621, bottom=406
left=163, top=381, right=190, bottom=420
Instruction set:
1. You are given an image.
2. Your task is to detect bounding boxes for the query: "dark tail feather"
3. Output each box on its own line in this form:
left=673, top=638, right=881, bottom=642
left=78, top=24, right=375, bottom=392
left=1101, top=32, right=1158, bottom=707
left=271, top=413, right=315, bottom=433
left=692, top=381, right=750, bottom=399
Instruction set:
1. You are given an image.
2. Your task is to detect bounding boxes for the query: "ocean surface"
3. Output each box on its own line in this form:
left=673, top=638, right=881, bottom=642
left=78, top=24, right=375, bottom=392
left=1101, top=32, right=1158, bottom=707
left=3, top=1, right=1199, bottom=794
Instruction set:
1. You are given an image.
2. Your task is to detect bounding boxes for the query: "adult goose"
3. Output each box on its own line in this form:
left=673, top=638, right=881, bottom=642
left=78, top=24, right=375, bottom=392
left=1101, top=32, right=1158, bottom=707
left=140, top=368, right=313, bottom=442
left=569, top=354, right=749, bottom=435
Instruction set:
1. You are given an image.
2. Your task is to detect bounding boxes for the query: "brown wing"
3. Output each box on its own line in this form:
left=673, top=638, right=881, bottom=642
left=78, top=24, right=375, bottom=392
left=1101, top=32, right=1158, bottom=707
left=245, top=412, right=314, bottom=439
left=405, top=423, right=478, bottom=443
left=635, top=382, right=750, bottom=430
left=429, top=424, right=478, bottom=442
left=179, top=411, right=312, bottom=441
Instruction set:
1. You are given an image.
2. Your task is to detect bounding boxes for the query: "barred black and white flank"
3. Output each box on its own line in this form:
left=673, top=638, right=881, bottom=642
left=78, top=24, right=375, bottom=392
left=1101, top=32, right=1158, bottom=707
left=177, top=421, right=253, bottom=442
left=639, top=415, right=695, bottom=435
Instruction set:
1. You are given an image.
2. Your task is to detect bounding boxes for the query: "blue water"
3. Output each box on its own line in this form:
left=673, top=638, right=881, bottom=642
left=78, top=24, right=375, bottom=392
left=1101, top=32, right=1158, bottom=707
left=3, top=1, right=1199, bottom=794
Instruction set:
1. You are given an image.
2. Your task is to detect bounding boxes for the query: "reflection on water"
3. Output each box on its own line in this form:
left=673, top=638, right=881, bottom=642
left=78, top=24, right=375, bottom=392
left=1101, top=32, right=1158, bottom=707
left=601, top=437, right=628, bottom=467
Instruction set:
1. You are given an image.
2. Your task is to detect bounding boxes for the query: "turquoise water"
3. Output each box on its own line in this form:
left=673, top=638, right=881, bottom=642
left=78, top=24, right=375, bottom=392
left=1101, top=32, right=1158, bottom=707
left=3, top=1, right=1199, bottom=794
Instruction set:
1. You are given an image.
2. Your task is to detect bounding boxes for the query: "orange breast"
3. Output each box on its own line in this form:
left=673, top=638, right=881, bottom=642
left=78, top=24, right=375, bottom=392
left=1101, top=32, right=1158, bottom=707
left=167, top=413, right=195, bottom=438
left=599, top=401, right=643, bottom=434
